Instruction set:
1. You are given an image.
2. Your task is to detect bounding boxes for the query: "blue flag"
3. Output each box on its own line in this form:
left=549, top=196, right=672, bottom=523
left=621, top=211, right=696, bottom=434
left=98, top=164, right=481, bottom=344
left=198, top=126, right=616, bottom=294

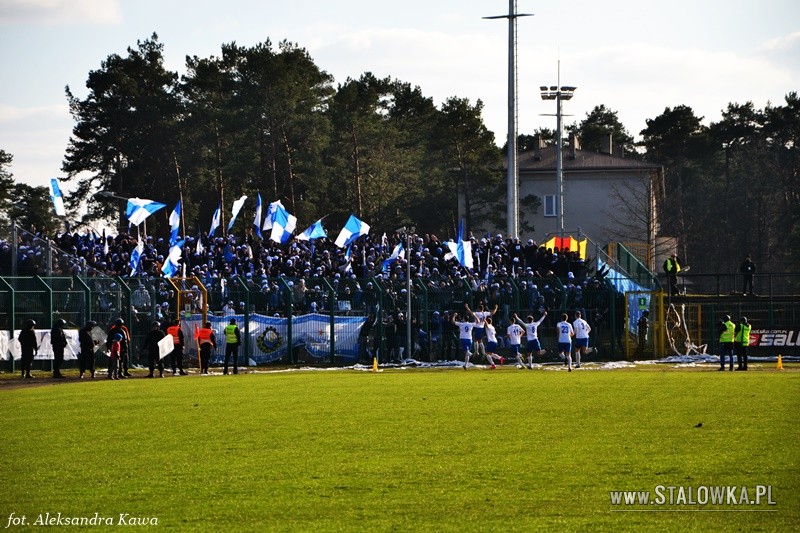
left=161, top=239, right=185, bottom=278
left=50, top=178, right=66, bottom=217
left=270, top=203, right=297, bottom=243
left=126, top=198, right=166, bottom=226
left=445, top=219, right=473, bottom=269
left=209, top=204, right=221, bottom=236
left=296, top=219, right=327, bottom=241
left=130, top=234, right=144, bottom=276
left=381, top=242, right=404, bottom=272
left=253, top=193, right=263, bottom=239
left=169, top=201, right=181, bottom=246
left=334, top=214, right=370, bottom=248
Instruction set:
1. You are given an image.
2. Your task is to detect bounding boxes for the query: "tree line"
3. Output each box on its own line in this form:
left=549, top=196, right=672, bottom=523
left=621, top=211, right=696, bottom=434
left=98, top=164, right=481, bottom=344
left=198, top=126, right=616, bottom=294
left=0, top=33, right=797, bottom=274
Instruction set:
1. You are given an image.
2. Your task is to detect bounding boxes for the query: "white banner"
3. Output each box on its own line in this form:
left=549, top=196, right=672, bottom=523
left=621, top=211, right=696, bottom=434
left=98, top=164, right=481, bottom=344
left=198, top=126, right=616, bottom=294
left=5, top=330, right=81, bottom=361
left=157, top=334, right=174, bottom=360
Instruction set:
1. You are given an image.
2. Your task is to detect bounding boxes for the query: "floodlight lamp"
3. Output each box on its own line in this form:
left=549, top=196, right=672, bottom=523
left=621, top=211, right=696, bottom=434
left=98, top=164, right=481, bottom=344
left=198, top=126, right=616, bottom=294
left=539, top=86, right=548, bottom=91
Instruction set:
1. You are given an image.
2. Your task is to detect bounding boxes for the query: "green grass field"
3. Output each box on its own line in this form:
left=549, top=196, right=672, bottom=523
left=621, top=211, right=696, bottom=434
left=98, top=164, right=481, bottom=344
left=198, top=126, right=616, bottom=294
left=1, top=364, right=798, bottom=532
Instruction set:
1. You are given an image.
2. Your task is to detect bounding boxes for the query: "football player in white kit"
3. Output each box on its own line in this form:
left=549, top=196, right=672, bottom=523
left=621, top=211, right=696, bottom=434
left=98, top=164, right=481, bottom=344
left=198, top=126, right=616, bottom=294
left=483, top=317, right=504, bottom=369
left=452, top=310, right=476, bottom=369
left=506, top=319, right=527, bottom=369
left=572, top=311, right=593, bottom=368
left=514, top=311, right=548, bottom=369
left=465, top=303, right=497, bottom=361
left=556, top=313, right=575, bottom=371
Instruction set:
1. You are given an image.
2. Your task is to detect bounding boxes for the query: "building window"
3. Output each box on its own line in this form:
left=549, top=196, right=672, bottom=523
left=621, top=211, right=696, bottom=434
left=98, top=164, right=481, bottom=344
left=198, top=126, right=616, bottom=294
left=544, top=195, right=558, bottom=217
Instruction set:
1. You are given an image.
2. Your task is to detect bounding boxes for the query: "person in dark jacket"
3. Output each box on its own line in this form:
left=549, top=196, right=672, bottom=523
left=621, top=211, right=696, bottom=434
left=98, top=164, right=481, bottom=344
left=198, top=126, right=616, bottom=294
left=18, top=319, right=39, bottom=379
left=50, top=318, right=68, bottom=378
left=142, top=320, right=166, bottom=378
left=740, top=254, right=757, bottom=296
left=78, top=321, right=98, bottom=379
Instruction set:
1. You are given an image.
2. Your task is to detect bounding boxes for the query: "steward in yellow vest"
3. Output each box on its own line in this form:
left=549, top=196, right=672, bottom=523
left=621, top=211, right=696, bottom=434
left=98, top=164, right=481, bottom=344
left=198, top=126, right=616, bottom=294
left=224, top=319, right=242, bottom=375
left=734, top=317, right=752, bottom=371
left=718, top=315, right=736, bottom=371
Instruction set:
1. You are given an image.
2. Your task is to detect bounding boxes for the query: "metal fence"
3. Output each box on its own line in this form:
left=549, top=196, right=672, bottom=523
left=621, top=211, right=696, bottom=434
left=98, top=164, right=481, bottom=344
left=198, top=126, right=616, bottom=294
left=1, top=273, right=631, bottom=370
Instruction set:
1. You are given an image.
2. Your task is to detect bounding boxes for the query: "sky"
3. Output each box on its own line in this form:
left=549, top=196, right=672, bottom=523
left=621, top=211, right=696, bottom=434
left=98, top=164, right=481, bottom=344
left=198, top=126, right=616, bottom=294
left=1, top=0, right=798, bottom=190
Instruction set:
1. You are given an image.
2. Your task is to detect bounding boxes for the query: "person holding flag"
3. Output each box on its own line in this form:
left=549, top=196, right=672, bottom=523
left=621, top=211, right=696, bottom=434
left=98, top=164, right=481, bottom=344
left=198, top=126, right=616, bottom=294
left=142, top=320, right=166, bottom=378
left=167, top=319, right=187, bottom=375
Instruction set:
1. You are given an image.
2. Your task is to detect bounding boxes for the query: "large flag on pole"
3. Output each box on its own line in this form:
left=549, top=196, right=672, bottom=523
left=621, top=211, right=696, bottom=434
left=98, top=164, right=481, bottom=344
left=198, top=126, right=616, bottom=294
left=334, top=214, right=370, bottom=248
left=253, top=193, right=263, bottom=239
left=49, top=178, right=66, bottom=217
left=161, top=239, right=185, bottom=278
left=270, top=203, right=297, bottom=243
left=129, top=233, right=144, bottom=276
left=381, top=242, right=404, bottom=272
left=227, top=195, right=248, bottom=231
left=209, top=204, right=221, bottom=236
left=445, top=219, right=473, bottom=269
left=169, top=201, right=181, bottom=246
left=126, top=198, right=166, bottom=226
left=296, top=219, right=327, bottom=241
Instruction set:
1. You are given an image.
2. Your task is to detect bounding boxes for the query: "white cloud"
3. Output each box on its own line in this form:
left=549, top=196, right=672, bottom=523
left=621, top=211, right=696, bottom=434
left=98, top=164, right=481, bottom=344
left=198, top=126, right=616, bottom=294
left=0, top=0, right=122, bottom=26
left=759, top=31, right=800, bottom=52
left=0, top=103, right=72, bottom=188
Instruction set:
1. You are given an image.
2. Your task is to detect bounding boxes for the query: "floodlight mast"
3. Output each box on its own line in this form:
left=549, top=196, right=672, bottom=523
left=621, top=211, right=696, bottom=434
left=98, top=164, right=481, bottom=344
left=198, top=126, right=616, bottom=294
left=484, top=1, right=532, bottom=240
left=396, top=225, right=415, bottom=359
left=540, top=64, right=576, bottom=234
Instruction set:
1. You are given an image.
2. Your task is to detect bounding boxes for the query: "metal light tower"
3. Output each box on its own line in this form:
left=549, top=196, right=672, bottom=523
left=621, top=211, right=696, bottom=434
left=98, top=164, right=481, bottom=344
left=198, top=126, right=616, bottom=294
left=540, top=72, right=576, bottom=233
left=484, top=1, right=532, bottom=239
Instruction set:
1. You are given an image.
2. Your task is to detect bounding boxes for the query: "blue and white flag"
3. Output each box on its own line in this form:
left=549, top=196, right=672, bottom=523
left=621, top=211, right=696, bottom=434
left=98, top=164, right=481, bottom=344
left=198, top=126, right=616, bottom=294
left=262, top=200, right=282, bottom=231
left=130, top=234, right=144, bottom=276
left=126, top=198, right=167, bottom=226
left=50, top=178, right=66, bottom=217
left=334, top=214, right=370, bottom=248
left=169, top=201, right=181, bottom=246
left=343, top=244, right=353, bottom=274
left=161, top=239, right=185, bottom=278
left=253, top=193, right=263, bottom=239
left=195, top=234, right=204, bottom=255
left=227, top=195, right=248, bottom=231
left=209, top=204, right=221, bottom=236
left=296, top=219, right=327, bottom=241
left=270, top=203, right=297, bottom=243
left=445, top=219, right=473, bottom=269
left=381, top=242, right=404, bottom=272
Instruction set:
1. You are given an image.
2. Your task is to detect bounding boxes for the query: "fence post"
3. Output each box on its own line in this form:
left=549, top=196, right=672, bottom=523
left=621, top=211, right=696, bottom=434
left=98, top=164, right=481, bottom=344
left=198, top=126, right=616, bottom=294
left=0, top=277, right=15, bottom=373
left=372, top=278, right=384, bottom=363
left=233, top=276, right=251, bottom=369
left=277, top=278, right=293, bottom=364
left=73, top=276, right=91, bottom=326
left=320, top=278, right=336, bottom=364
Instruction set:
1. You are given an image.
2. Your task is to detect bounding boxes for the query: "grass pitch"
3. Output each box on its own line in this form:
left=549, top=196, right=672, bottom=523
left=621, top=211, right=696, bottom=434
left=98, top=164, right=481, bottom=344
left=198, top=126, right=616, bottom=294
left=1, top=365, right=798, bottom=532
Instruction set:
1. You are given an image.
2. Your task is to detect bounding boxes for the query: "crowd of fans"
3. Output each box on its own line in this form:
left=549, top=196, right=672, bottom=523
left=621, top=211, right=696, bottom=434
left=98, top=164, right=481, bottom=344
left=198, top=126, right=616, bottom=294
left=0, top=226, right=623, bottom=363
left=2, top=226, right=597, bottom=283
left=0, top=226, right=613, bottom=332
